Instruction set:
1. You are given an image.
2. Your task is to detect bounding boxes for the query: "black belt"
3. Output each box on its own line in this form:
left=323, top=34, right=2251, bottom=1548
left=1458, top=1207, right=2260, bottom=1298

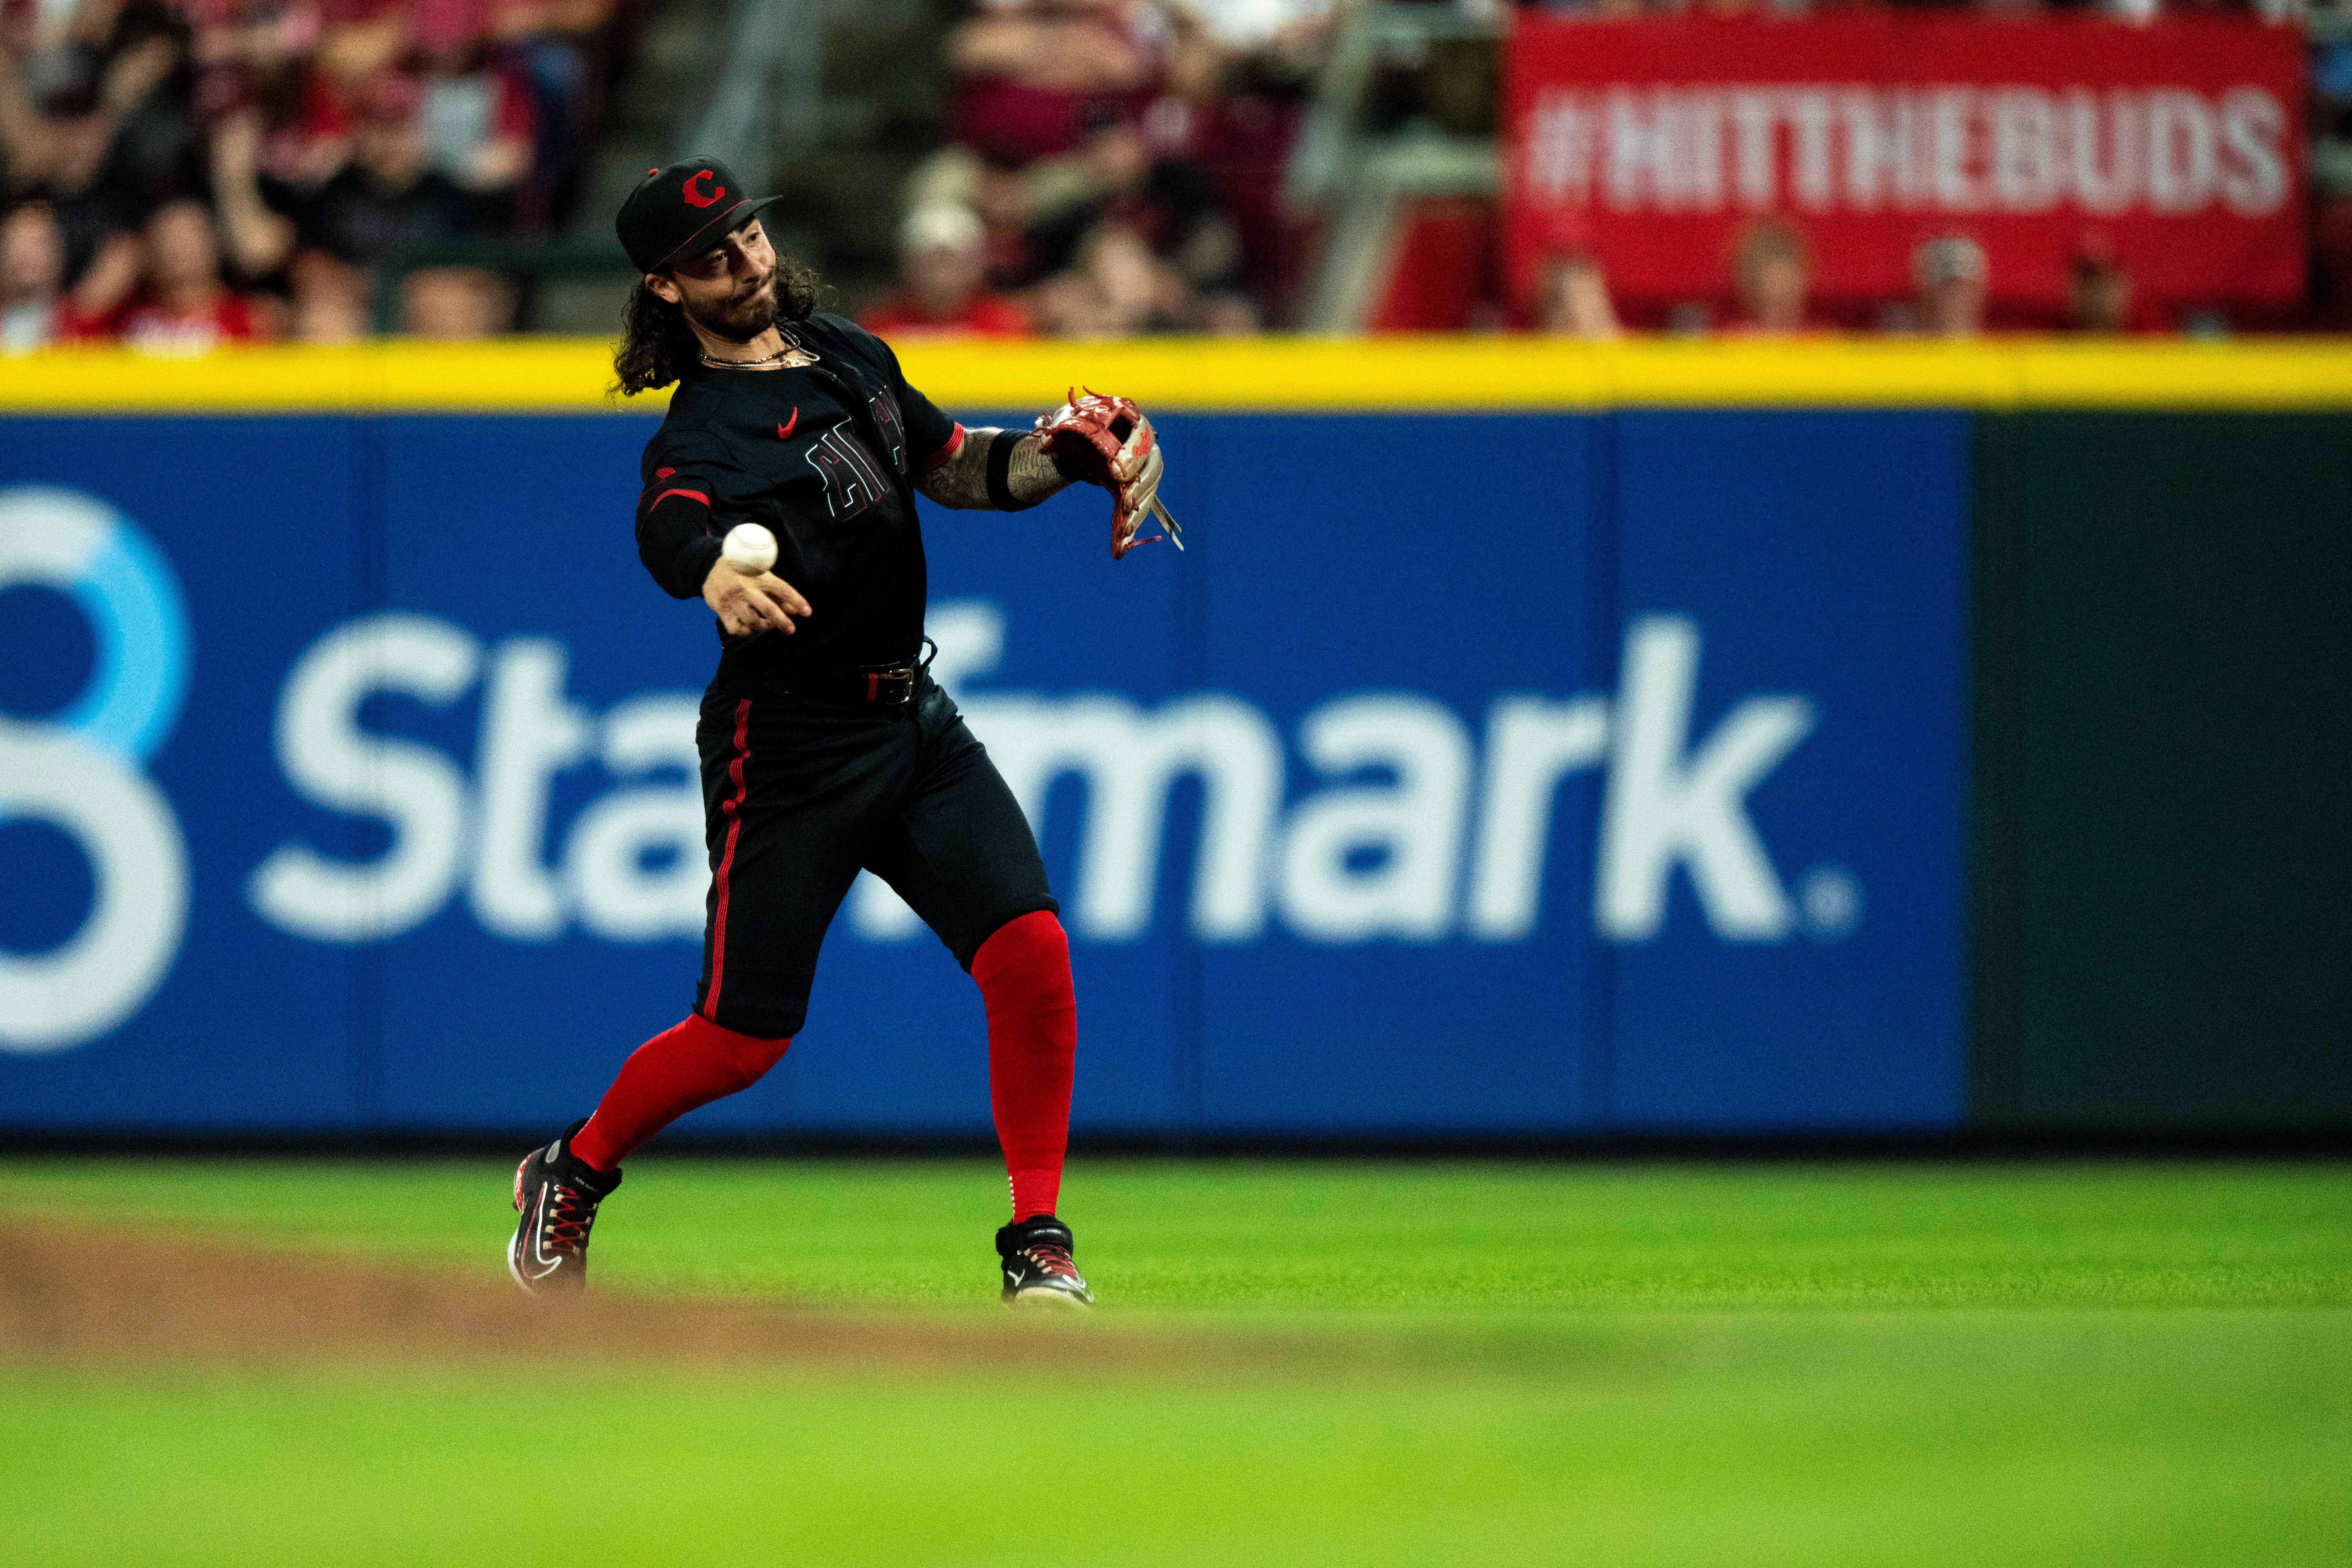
left=773, top=638, right=934, bottom=710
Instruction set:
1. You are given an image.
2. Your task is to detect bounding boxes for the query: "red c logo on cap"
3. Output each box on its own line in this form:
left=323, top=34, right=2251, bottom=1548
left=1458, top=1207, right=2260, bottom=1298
left=682, top=170, right=725, bottom=208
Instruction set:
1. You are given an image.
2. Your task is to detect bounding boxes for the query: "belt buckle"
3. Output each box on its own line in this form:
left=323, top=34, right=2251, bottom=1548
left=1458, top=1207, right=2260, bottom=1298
left=864, top=663, right=917, bottom=707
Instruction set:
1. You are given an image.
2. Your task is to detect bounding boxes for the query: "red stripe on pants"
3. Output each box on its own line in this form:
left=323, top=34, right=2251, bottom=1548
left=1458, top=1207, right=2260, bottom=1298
left=703, top=698, right=753, bottom=1018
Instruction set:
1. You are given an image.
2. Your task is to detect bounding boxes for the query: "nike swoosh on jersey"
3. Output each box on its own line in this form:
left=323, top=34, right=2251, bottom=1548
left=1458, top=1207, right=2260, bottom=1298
left=777, top=409, right=798, bottom=440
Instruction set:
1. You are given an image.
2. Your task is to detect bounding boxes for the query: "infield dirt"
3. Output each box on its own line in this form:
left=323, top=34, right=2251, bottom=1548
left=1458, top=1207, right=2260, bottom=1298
left=0, top=1217, right=1198, bottom=1368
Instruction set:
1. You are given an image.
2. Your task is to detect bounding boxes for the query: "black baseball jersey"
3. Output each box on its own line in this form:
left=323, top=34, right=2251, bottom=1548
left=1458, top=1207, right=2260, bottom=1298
left=634, top=313, right=964, bottom=678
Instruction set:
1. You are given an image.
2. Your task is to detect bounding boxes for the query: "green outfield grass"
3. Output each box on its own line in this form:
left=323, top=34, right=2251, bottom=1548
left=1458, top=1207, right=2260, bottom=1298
left=3, top=1158, right=2348, bottom=1566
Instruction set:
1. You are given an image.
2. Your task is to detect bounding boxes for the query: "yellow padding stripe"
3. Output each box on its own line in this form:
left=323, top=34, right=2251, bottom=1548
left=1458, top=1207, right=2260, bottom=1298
left=2, top=336, right=2350, bottom=412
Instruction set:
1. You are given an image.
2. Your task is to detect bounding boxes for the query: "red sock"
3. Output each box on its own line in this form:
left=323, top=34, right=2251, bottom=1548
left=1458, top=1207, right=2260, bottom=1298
left=972, top=911, right=1077, bottom=1222
left=570, top=1014, right=790, bottom=1172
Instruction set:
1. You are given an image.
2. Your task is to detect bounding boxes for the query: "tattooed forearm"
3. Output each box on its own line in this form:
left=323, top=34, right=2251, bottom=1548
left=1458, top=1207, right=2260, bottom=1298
left=914, top=430, right=995, bottom=509
left=915, top=428, right=1077, bottom=511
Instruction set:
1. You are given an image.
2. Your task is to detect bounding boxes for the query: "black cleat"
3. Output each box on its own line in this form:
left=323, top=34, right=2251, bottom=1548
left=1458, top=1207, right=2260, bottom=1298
left=995, top=1215, right=1094, bottom=1308
left=507, top=1119, right=621, bottom=1300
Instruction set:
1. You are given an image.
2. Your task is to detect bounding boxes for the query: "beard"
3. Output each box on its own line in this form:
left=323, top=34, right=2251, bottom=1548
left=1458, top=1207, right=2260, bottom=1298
left=683, top=271, right=778, bottom=343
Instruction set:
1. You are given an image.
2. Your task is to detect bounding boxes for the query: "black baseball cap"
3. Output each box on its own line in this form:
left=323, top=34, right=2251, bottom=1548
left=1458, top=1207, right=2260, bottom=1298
left=616, top=157, right=786, bottom=274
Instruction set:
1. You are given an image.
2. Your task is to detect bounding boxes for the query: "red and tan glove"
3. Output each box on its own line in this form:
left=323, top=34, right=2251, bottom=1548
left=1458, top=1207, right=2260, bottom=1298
left=1034, top=388, right=1171, bottom=559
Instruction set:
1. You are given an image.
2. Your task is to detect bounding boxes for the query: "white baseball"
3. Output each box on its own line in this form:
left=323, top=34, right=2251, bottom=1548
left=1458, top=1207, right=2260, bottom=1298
left=722, top=523, right=777, bottom=574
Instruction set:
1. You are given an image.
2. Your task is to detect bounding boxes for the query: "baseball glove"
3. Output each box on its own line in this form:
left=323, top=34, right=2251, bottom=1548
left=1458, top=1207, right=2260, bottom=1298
left=1034, top=388, right=1179, bottom=559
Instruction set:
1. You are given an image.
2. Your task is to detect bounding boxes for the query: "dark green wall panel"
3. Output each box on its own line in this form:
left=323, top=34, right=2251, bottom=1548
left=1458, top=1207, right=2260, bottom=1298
left=1973, top=413, right=2352, bottom=1129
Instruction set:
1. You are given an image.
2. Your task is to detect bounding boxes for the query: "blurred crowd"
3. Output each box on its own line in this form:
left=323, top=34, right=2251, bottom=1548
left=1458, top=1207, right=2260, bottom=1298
left=0, top=0, right=627, bottom=352
left=1517, top=0, right=2294, bottom=18
left=1, top=0, right=2341, bottom=350
left=860, top=0, right=2338, bottom=342
left=1527, top=224, right=2147, bottom=340
left=859, top=0, right=1337, bottom=341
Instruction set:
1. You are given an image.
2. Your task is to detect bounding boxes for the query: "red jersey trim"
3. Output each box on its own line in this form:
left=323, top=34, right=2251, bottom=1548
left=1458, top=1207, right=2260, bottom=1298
left=649, top=487, right=710, bottom=510
left=920, top=423, right=966, bottom=474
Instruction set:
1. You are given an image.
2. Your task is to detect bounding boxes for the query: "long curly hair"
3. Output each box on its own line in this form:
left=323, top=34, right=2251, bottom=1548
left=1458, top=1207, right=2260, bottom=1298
left=611, top=251, right=823, bottom=396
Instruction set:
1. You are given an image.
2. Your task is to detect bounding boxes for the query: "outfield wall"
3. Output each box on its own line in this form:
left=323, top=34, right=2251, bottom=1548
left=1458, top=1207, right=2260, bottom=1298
left=1970, top=412, right=2352, bottom=1130
left=0, top=341, right=2344, bottom=1137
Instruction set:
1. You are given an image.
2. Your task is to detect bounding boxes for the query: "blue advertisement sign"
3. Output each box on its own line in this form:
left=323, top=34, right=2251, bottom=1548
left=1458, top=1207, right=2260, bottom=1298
left=0, top=407, right=1965, bottom=1136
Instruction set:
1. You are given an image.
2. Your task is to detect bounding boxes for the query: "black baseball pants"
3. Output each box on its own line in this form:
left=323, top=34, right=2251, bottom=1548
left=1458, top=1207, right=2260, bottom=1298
left=692, top=676, right=1057, bottom=1039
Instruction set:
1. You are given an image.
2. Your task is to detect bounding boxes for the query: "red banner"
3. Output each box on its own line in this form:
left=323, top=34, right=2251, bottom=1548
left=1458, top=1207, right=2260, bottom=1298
left=1503, top=15, right=2306, bottom=316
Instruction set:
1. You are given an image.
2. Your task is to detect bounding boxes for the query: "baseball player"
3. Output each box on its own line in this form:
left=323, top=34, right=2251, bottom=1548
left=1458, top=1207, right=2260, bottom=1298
left=507, top=158, right=1168, bottom=1308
